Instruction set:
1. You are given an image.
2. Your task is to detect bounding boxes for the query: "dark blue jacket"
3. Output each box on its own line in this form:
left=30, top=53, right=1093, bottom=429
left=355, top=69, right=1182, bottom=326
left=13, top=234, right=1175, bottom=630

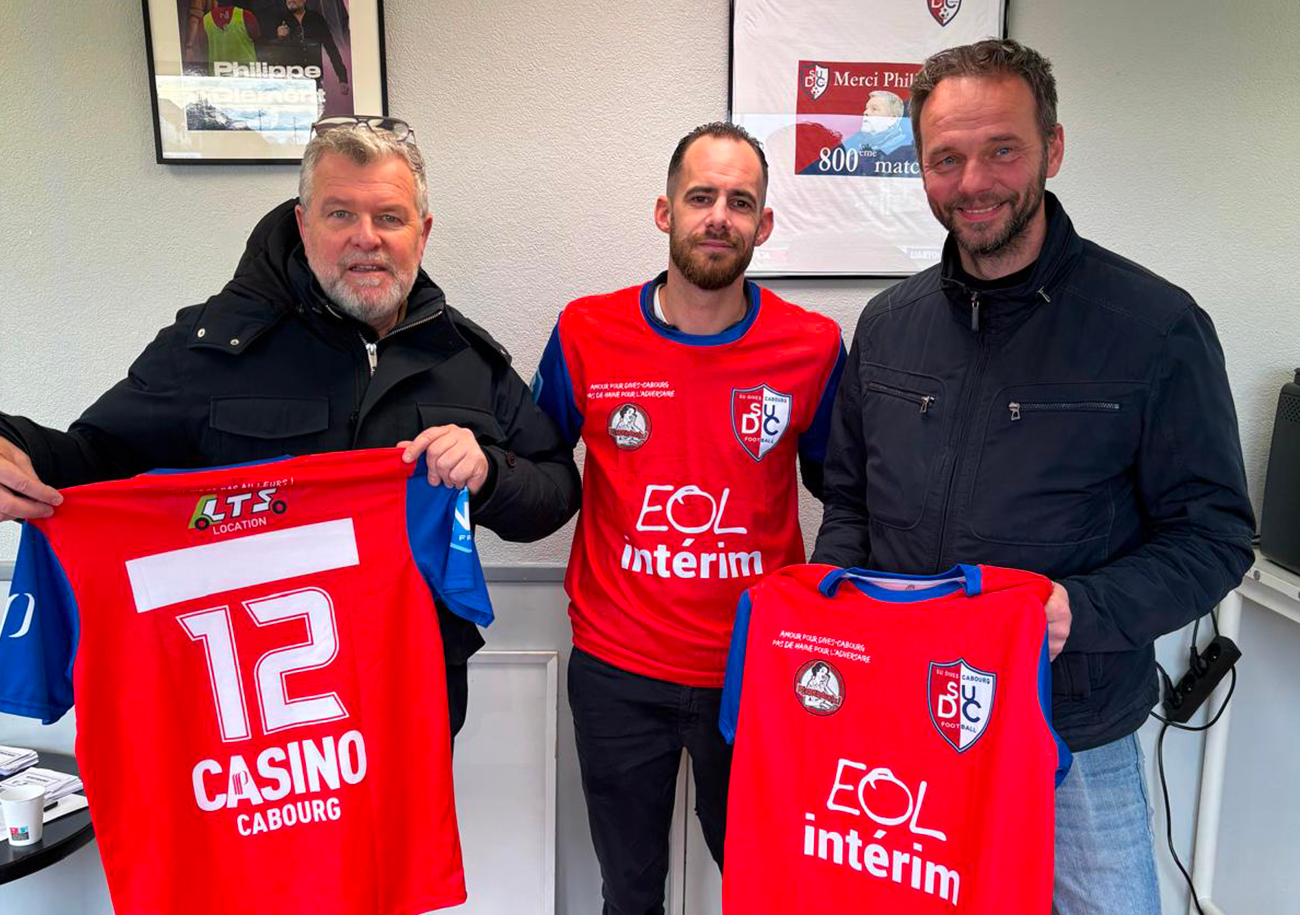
left=812, top=194, right=1255, bottom=750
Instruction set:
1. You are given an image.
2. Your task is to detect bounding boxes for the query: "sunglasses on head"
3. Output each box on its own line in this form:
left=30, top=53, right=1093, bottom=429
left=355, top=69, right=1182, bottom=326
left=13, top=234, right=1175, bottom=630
left=310, top=116, right=416, bottom=144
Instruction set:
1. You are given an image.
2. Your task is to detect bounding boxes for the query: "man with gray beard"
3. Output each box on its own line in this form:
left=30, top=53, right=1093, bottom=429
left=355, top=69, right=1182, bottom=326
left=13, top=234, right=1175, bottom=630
left=0, top=117, right=580, bottom=737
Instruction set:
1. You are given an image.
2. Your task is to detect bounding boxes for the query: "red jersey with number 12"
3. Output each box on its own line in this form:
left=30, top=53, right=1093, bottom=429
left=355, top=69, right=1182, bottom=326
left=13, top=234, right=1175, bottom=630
left=720, top=563, right=1070, bottom=914
left=0, top=448, right=493, bottom=915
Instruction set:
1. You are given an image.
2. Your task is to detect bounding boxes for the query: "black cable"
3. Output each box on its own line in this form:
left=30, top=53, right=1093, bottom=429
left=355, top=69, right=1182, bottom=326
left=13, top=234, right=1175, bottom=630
left=1155, top=661, right=1176, bottom=697
left=1157, top=721, right=1204, bottom=915
left=1150, top=666, right=1237, bottom=915
left=1189, top=618, right=1205, bottom=674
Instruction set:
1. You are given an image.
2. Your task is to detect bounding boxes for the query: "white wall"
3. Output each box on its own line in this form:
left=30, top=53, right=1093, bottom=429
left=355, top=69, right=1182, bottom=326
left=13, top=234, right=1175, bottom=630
left=5, top=1, right=1291, bottom=565
left=1, top=1, right=1297, bottom=912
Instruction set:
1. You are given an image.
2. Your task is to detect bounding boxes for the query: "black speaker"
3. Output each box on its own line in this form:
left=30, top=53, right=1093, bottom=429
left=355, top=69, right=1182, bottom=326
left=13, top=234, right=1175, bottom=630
left=1260, top=369, right=1300, bottom=574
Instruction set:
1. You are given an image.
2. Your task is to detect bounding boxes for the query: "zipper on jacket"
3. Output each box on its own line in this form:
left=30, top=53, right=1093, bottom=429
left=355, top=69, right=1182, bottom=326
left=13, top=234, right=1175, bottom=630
left=357, top=308, right=446, bottom=378
left=386, top=307, right=444, bottom=341
left=868, top=381, right=936, bottom=414
left=1009, top=400, right=1121, bottom=421
left=935, top=336, right=989, bottom=571
left=352, top=309, right=446, bottom=439
left=970, top=290, right=981, bottom=332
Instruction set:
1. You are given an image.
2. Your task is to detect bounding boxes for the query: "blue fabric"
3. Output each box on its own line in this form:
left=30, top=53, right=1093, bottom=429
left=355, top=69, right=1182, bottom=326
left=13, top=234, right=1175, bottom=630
left=819, top=564, right=982, bottom=601
left=1037, top=637, right=1074, bottom=786
left=638, top=278, right=762, bottom=346
left=1052, top=733, right=1161, bottom=915
left=717, top=590, right=754, bottom=744
left=798, top=342, right=847, bottom=464
left=0, top=523, right=79, bottom=724
left=531, top=319, right=583, bottom=448
left=405, top=458, right=494, bottom=627
left=146, top=455, right=292, bottom=475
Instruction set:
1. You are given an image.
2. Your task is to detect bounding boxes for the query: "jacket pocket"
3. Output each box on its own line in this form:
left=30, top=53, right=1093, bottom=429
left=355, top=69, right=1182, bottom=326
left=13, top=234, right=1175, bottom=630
left=866, top=381, right=936, bottom=415
left=860, top=365, right=945, bottom=530
left=1007, top=400, right=1120, bottom=421
left=209, top=396, right=329, bottom=440
left=417, top=403, right=506, bottom=446
left=969, top=383, right=1140, bottom=548
left=1052, top=653, right=1094, bottom=702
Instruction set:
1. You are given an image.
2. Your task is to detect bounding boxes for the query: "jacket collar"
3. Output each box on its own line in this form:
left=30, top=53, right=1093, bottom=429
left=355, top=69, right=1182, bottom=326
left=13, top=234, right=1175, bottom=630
left=938, top=192, right=1083, bottom=333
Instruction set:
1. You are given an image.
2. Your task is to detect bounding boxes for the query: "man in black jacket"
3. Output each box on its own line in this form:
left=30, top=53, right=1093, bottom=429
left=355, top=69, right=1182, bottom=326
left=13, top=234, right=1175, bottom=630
left=0, top=117, right=580, bottom=737
left=272, top=0, right=349, bottom=98
left=812, top=40, right=1254, bottom=913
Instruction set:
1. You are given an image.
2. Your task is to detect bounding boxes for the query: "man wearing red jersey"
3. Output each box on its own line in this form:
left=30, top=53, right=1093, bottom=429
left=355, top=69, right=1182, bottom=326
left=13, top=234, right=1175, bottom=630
left=534, top=123, right=845, bottom=915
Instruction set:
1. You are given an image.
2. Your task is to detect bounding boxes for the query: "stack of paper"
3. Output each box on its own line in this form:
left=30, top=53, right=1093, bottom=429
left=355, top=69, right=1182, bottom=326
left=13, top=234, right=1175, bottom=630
left=0, top=766, right=83, bottom=800
left=0, top=745, right=38, bottom=776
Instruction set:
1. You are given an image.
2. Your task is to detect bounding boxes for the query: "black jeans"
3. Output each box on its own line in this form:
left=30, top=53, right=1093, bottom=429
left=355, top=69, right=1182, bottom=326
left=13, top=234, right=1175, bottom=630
left=568, top=647, right=733, bottom=915
left=447, top=660, right=469, bottom=741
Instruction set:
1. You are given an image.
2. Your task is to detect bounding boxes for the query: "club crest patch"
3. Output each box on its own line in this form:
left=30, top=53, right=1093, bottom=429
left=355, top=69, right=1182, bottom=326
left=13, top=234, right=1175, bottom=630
left=607, top=403, right=651, bottom=451
left=795, top=659, right=844, bottom=715
left=927, top=659, right=996, bottom=752
left=928, top=0, right=961, bottom=26
left=731, top=385, right=792, bottom=461
left=800, top=62, right=830, bottom=101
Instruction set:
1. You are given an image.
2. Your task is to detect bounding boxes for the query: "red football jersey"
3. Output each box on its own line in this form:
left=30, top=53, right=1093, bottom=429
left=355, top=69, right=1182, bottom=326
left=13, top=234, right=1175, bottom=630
left=533, top=277, right=844, bottom=685
left=720, top=564, right=1070, bottom=914
left=0, top=449, right=493, bottom=915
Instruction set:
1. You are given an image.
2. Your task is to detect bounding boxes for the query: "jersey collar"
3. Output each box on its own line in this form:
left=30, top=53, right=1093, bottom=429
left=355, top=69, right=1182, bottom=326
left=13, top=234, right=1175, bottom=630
left=638, top=271, right=761, bottom=346
left=819, top=565, right=983, bottom=602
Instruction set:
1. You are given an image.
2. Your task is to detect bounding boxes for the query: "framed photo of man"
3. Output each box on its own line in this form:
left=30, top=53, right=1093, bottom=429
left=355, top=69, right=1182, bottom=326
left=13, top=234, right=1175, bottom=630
left=730, top=0, right=1008, bottom=277
left=141, top=0, right=388, bottom=164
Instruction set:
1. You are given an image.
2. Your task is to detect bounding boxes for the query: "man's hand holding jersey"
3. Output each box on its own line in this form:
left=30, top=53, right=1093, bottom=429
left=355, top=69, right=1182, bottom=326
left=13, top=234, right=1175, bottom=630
left=1046, top=582, right=1072, bottom=660
left=400, top=425, right=490, bottom=495
left=0, top=438, right=61, bottom=522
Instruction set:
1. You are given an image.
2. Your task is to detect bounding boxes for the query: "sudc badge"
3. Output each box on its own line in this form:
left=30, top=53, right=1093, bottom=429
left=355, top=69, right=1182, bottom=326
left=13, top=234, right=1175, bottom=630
left=800, top=62, right=830, bottom=101
left=731, top=385, right=791, bottom=461
left=927, top=659, right=995, bottom=752
left=928, top=0, right=961, bottom=26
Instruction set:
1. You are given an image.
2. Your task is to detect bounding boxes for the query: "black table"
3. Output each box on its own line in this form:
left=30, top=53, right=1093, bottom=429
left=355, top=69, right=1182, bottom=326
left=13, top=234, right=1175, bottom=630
left=0, top=752, right=95, bottom=885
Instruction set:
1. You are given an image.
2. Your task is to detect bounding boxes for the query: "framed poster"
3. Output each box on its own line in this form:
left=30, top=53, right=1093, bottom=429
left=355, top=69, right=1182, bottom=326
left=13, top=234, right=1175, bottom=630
left=141, top=0, right=388, bottom=164
left=730, top=0, right=1008, bottom=277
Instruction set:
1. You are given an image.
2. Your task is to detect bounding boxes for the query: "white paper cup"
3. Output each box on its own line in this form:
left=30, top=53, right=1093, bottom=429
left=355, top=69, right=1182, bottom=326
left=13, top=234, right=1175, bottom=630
left=1, top=784, right=46, bottom=846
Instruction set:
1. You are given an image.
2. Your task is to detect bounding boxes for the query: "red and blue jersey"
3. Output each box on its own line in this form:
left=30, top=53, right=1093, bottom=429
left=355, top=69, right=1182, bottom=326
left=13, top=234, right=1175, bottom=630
left=0, top=448, right=491, bottom=915
left=533, top=275, right=844, bottom=685
left=720, top=563, right=1070, bottom=914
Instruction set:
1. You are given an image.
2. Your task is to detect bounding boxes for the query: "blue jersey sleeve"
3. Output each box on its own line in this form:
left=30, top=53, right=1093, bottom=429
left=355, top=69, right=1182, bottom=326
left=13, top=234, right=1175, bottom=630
left=405, top=460, right=495, bottom=627
left=798, top=341, right=847, bottom=463
left=0, top=523, right=79, bottom=724
left=531, top=319, right=583, bottom=447
left=1038, top=635, right=1074, bottom=786
left=719, top=590, right=756, bottom=744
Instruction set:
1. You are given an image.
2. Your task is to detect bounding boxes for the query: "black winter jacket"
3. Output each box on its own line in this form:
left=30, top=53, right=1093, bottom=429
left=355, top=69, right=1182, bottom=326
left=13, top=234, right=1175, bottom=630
left=811, top=194, right=1255, bottom=750
left=0, top=199, right=581, bottom=663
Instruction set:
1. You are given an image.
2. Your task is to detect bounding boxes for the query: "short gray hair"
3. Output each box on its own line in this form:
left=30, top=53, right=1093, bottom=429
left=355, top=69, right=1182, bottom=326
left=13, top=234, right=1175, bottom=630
left=298, top=124, right=429, bottom=218
left=910, top=39, right=1058, bottom=158
left=867, top=90, right=905, bottom=118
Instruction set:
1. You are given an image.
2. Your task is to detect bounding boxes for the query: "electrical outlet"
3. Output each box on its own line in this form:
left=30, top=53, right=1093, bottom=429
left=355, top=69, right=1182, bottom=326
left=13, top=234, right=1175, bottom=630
left=1162, top=636, right=1241, bottom=724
